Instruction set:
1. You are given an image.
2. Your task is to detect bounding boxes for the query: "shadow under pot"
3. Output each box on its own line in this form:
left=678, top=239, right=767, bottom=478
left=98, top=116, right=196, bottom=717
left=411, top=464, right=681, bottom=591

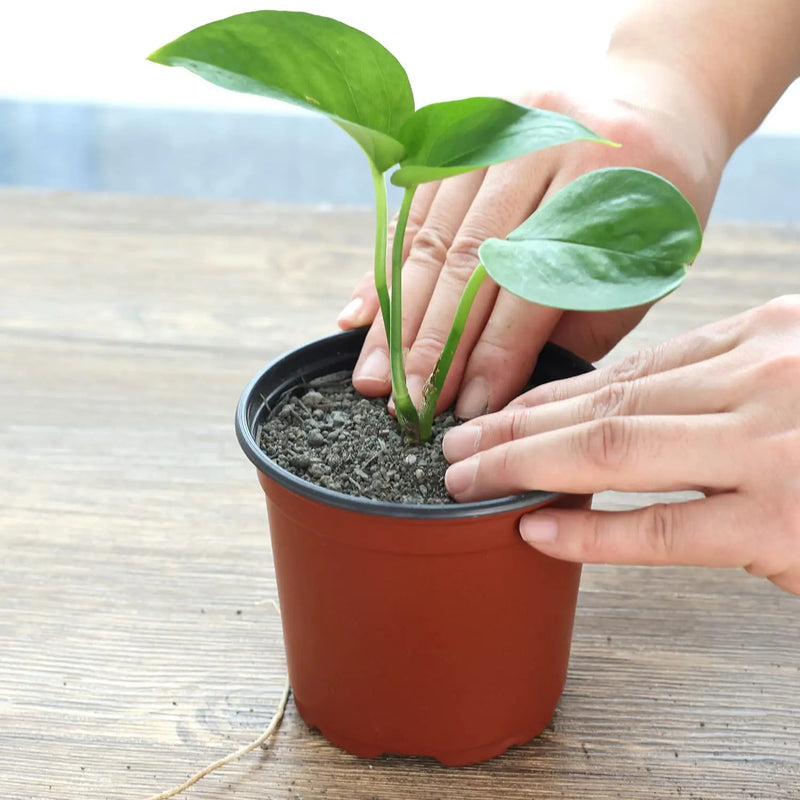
left=235, top=327, right=593, bottom=766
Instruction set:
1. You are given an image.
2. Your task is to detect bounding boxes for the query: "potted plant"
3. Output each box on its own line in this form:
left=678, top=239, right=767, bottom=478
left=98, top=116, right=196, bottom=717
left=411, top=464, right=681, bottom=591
left=149, top=10, right=702, bottom=766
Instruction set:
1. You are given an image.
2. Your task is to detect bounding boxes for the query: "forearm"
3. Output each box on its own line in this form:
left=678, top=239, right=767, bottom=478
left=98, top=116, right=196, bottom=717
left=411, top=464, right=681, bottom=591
left=607, top=0, right=800, bottom=157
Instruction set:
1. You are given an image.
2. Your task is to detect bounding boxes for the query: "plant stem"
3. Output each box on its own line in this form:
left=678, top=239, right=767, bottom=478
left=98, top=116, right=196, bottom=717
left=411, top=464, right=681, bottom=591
left=418, top=263, right=488, bottom=441
left=389, top=185, right=420, bottom=436
left=369, top=162, right=391, bottom=346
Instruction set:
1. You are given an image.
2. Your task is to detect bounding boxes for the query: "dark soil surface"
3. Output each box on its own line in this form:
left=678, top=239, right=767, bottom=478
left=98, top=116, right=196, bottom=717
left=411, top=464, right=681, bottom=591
left=257, top=371, right=458, bottom=504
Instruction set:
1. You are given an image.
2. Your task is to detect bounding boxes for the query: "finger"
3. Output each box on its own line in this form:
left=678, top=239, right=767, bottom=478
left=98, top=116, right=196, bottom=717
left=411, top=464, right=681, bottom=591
left=403, top=155, right=557, bottom=410
left=452, top=293, right=562, bottom=419
left=337, top=269, right=381, bottom=330
left=443, top=356, right=737, bottom=461
left=426, top=141, right=634, bottom=414
left=510, top=315, right=745, bottom=410
left=517, top=493, right=757, bottom=570
left=445, top=414, right=739, bottom=501
left=351, top=174, right=483, bottom=397
left=447, top=153, right=626, bottom=401
left=338, top=182, right=442, bottom=333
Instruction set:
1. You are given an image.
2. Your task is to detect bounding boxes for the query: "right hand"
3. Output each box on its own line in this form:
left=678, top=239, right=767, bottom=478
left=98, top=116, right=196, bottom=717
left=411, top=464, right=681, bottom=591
left=441, top=296, right=800, bottom=596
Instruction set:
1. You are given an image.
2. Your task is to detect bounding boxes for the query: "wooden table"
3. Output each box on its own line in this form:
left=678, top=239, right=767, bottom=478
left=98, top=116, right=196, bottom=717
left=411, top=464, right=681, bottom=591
left=1, top=189, right=798, bottom=800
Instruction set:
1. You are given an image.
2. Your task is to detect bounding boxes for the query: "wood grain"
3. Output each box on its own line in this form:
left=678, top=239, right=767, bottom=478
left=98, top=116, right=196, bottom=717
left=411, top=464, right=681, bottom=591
left=0, top=189, right=798, bottom=800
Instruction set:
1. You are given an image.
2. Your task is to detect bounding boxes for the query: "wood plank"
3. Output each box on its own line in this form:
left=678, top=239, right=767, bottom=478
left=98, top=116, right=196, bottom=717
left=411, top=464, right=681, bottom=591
left=0, top=189, right=797, bottom=800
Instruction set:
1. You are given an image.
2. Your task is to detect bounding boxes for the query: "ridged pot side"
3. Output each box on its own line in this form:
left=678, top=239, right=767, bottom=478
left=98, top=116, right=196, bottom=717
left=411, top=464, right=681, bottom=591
left=261, top=473, right=583, bottom=765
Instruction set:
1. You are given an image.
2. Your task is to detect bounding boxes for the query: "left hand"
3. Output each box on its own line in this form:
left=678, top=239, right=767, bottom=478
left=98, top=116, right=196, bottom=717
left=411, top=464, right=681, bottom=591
left=442, top=296, right=800, bottom=595
left=338, top=72, right=727, bottom=419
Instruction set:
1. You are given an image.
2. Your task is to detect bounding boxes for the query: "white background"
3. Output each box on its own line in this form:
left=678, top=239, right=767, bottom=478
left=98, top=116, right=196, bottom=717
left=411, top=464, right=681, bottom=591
left=2, top=0, right=799, bottom=133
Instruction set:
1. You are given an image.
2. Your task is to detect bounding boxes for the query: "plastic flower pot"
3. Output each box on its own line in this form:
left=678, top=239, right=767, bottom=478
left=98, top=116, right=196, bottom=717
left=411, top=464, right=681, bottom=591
left=235, top=328, right=592, bottom=766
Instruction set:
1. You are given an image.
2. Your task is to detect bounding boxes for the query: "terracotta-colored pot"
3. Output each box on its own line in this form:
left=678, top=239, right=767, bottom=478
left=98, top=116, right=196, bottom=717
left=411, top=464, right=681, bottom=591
left=236, top=328, right=592, bottom=766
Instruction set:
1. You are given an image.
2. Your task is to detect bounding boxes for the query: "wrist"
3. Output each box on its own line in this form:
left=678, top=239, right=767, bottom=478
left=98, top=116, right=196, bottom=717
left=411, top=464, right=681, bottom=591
left=605, top=0, right=800, bottom=157
left=599, top=52, right=733, bottom=165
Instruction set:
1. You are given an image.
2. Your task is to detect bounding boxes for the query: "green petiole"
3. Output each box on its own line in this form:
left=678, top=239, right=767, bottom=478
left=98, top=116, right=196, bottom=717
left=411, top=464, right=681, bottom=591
left=369, top=161, right=391, bottom=347
left=388, top=185, right=420, bottom=436
left=417, top=263, right=488, bottom=442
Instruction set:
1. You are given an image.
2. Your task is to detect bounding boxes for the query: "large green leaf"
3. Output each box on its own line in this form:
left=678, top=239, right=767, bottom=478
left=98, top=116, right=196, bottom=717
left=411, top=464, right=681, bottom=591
left=148, top=10, right=414, bottom=171
left=391, top=98, right=613, bottom=187
left=478, top=168, right=702, bottom=311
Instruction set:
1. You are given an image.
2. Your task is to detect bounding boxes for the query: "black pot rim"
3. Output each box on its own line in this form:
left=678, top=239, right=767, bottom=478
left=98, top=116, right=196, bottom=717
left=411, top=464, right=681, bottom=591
left=235, top=329, right=592, bottom=520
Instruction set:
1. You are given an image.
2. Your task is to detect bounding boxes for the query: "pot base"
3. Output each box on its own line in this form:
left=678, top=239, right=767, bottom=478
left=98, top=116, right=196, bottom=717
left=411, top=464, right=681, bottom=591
left=296, top=697, right=555, bottom=766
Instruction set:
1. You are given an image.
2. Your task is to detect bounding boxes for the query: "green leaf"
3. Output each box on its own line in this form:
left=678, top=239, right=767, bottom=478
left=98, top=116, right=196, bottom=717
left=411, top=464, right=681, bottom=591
left=478, top=168, right=702, bottom=311
left=391, top=98, right=613, bottom=187
left=148, top=10, right=414, bottom=171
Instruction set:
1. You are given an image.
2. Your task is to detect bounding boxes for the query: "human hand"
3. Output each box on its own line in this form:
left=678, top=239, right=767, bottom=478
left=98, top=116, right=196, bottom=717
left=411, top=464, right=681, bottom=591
left=337, top=63, right=729, bottom=419
left=441, top=296, right=800, bottom=595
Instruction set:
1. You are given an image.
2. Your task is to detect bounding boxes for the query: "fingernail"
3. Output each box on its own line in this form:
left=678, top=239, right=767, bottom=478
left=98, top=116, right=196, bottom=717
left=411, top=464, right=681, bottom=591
left=353, top=349, right=390, bottom=387
left=442, top=424, right=481, bottom=463
left=336, top=297, right=365, bottom=328
left=445, top=458, right=478, bottom=497
left=519, top=513, right=558, bottom=544
left=455, top=377, right=489, bottom=420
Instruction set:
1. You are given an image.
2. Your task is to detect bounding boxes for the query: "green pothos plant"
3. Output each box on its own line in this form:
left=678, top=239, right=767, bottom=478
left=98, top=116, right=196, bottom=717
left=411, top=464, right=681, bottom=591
left=149, top=10, right=702, bottom=443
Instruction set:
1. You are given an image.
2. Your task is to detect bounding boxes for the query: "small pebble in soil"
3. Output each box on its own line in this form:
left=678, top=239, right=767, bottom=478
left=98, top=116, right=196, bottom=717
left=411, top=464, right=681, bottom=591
left=259, top=371, right=457, bottom=504
left=306, top=429, right=325, bottom=448
left=303, top=390, right=324, bottom=408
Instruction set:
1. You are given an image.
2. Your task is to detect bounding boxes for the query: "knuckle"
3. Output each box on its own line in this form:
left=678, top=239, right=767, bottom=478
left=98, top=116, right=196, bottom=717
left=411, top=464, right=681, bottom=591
left=606, top=348, right=657, bottom=384
left=448, top=228, right=486, bottom=260
left=584, top=381, right=630, bottom=420
left=409, top=225, right=452, bottom=269
left=509, top=407, right=533, bottom=441
left=642, top=503, right=679, bottom=558
left=577, top=417, right=633, bottom=471
left=496, top=444, right=531, bottom=493
left=749, top=351, right=800, bottom=389
left=499, top=444, right=515, bottom=480
left=578, top=514, right=608, bottom=561
left=759, top=294, right=800, bottom=326
left=741, top=295, right=800, bottom=343
left=523, top=377, right=571, bottom=407
left=441, top=230, right=486, bottom=283
left=406, top=199, right=430, bottom=231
